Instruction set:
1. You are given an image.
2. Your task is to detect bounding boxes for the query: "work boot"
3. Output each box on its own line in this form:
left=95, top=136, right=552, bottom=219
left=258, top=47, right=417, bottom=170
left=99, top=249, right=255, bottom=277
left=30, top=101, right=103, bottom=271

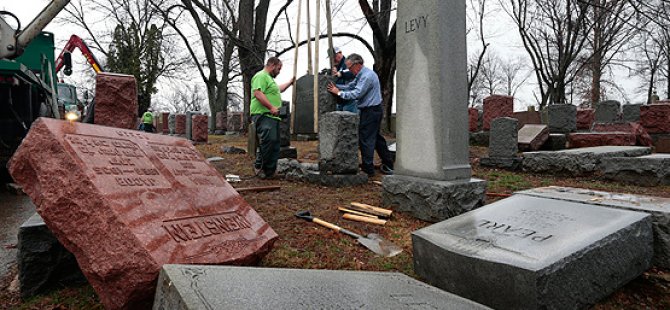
left=381, top=164, right=394, bottom=175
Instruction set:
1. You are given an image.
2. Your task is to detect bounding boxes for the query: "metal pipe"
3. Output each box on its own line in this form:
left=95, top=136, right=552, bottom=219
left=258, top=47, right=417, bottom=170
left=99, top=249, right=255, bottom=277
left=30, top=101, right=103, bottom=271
left=17, top=0, right=70, bottom=49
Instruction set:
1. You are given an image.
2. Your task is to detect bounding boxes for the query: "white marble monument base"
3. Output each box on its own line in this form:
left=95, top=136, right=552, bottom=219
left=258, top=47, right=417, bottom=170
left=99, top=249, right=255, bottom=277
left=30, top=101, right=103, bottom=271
left=382, top=175, right=487, bottom=222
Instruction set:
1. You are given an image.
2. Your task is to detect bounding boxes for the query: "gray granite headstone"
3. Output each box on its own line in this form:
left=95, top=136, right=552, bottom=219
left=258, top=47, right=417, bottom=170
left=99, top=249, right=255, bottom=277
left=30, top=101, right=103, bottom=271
left=622, top=104, right=642, bottom=123
left=488, top=117, right=518, bottom=158
left=319, top=111, right=359, bottom=174
left=600, top=153, right=670, bottom=186
left=153, top=265, right=490, bottom=310
left=385, top=0, right=486, bottom=221
left=168, top=114, right=176, bottom=135
left=413, top=194, right=653, bottom=310
left=547, top=104, right=577, bottom=133
left=517, top=186, right=670, bottom=269
left=185, top=111, right=201, bottom=140
left=293, top=74, right=337, bottom=135
left=18, top=213, right=86, bottom=299
left=522, top=145, right=651, bottom=176
left=595, top=100, right=621, bottom=123
left=279, top=103, right=291, bottom=147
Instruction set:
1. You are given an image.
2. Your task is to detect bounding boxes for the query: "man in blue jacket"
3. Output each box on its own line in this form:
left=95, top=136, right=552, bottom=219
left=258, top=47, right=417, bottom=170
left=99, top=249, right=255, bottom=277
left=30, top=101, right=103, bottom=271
left=330, top=47, right=357, bottom=113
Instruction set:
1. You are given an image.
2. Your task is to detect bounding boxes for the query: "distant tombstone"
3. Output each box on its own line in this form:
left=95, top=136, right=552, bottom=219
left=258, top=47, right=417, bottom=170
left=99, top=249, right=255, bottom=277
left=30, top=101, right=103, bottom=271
left=384, top=0, right=486, bottom=222
left=168, top=113, right=176, bottom=135
left=468, top=108, right=479, bottom=132
left=488, top=117, right=518, bottom=158
left=518, top=124, right=550, bottom=151
left=318, top=112, right=359, bottom=174
left=482, top=95, right=514, bottom=131
left=595, top=100, right=621, bottom=123
left=227, top=112, right=243, bottom=132
left=161, top=112, right=169, bottom=134
left=192, top=114, right=208, bottom=143
left=413, top=194, right=653, bottom=310
left=279, top=104, right=297, bottom=159
left=622, top=104, right=642, bottom=123
left=547, top=104, right=577, bottom=133
left=293, top=74, right=338, bottom=134
left=153, top=265, right=490, bottom=310
left=175, top=114, right=186, bottom=135
left=8, top=118, right=278, bottom=309
left=154, top=115, right=162, bottom=134
left=513, top=110, right=542, bottom=129
left=185, top=111, right=200, bottom=140
left=94, top=72, right=138, bottom=129
left=641, top=104, right=670, bottom=133
left=215, top=111, right=227, bottom=134
left=576, top=109, right=595, bottom=130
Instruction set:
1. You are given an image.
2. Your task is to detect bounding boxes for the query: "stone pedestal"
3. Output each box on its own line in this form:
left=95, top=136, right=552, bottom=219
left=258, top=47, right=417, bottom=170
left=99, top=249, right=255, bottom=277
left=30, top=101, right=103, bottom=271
left=318, top=112, right=359, bottom=174
left=94, top=73, right=138, bottom=129
left=548, top=104, right=577, bottom=133
left=541, top=133, right=567, bottom=151
left=413, top=194, right=652, bottom=310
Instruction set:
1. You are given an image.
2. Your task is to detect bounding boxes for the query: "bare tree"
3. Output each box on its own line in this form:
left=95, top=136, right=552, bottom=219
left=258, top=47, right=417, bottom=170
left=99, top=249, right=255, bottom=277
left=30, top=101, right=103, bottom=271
left=155, top=83, right=207, bottom=113
left=467, top=0, right=492, bottom=102
left=500, top=56, right=531, bottom=97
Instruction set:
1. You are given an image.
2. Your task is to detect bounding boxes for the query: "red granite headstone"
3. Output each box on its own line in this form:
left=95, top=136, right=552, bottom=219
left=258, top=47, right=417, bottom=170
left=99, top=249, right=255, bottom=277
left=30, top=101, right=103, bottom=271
left=567, top=132, right=636, bottom=148
left=154, top=115, right=162, bottom=134
left=216, top=111, right=227, bottom=131
left=576, top=109, right=595, bottom=130
left=483, top=95, right=514, bottom=131
left=8, top=118, right=277, bottom=309
left=513, top=111, right=542, bottom=129
left=94, top=73, right=138, bottom=129
left=175, top=114, right=186, bottom=135
left=592, top=122, right=653, bottom=147
left=468, top=108, right=479, bottom=132
left=192, top=115, right=209, bottom=143
left=641, top=104, right=670, bottom=134
left=161, top=112, right=169, bottom=134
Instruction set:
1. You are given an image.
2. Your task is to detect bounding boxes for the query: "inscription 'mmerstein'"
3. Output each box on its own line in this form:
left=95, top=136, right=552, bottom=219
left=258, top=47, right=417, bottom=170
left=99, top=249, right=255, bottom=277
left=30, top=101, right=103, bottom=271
left=479, top=220, right=553, bottom=242
left=405, top=15, right=428, bottom=33
left=163, top=213, right=252, bottom=243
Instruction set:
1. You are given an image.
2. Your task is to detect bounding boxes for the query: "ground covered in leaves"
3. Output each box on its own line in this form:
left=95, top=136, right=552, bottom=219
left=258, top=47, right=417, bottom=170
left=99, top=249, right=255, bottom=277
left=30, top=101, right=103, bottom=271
left=1, top=135, right=669, bottom=309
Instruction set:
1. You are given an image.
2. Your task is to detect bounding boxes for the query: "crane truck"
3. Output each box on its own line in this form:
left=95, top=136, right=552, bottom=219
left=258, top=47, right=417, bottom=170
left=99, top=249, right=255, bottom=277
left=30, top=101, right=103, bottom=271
left=0, top=0, right=70, bottom=181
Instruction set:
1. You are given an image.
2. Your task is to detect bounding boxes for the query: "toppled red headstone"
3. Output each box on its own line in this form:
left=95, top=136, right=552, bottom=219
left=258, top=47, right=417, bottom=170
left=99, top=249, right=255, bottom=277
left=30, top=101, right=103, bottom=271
left=592, top=122, right=653, bottom=147
left=192, top=115, right=209, bottom=143
left=161, top=112, right=169, bottom=134
left=95, top=73, right=138, bottom=129
left=216, top=111, right=227, bottom=131
left=483, top=95, right=514, bottom=131
left=641, top=104, right=670, bottom=134
left=8, top=118, right=277, bottom=309
left=468, top=108, right=479, bottom=132
left=513, top=111, right=542, bottom=129
left=567, top=132, right=636, bottom=148
left=576, top=109, right=595, bottom=130
left=175, top=114, right=186, bottom=135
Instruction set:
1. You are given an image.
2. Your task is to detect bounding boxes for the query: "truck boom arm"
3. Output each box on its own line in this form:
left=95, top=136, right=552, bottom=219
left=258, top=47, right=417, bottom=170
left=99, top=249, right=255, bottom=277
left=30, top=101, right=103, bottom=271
left=0, top=0, right=70, bottom=59
left=55, top=34, right=104, bottom=74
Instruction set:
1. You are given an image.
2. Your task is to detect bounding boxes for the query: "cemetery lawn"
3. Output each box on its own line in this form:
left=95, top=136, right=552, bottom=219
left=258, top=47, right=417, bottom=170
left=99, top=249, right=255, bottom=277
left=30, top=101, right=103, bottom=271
left=1, top=135, right=669, bottom=309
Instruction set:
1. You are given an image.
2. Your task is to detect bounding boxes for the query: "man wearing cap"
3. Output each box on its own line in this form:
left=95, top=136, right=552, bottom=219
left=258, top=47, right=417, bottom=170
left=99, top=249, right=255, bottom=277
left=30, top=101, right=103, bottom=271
left=326, top=53, right=394, bottom=177
left=330, top=47, right=357, bottom=113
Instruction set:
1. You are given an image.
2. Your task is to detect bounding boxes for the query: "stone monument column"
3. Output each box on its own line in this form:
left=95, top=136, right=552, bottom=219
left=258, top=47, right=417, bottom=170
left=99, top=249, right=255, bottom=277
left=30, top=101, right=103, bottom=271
left=383, top=0, right=487, bottom=222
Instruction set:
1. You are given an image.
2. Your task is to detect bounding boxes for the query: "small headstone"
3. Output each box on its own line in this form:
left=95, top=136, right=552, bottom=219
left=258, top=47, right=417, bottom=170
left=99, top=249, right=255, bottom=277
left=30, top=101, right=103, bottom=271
left=513, top=110, right=542, bottom=129
left=161, top=113, right=169, bottom=134
left=293, top=74, right=338, bottom=134
left=413, top=194, right=653, bottom=309
left=641, top=104, right=670, bottom=134
left=595, top=100, right=621, bottom=123
left=623, top=104, right=642, bottom=122
left=468, top=108, right=479, bottom=132
left=168, top=114, right=176, bottom=135
left=192, top=114, right=209, bottom=143
left=8, top=118, right=278, bottom=309
left=215, top=111, right=227, bottom=135
left=175, top=114, right=186, bottom=135
left=18, top=213, right=86, bottom=299
left=94, top=72, right=138, bottom=129
left=482, top=95, right=514, bottom=131
left=205, top=157, right=225, bottom=163
left=488, top=117, right=518, bottom=158
left=547, top=104, right=577, bottom=133
left=185, top=111, right=198, bottom=140
left=523, top=145, right=652, bottom=176
left=318, top=112, right=359, bottom=174
left=518, top=124, right=549, bottom=151
left=576, top=109, right=595, bottom=130
left=153, top=265, right=490, bottom=310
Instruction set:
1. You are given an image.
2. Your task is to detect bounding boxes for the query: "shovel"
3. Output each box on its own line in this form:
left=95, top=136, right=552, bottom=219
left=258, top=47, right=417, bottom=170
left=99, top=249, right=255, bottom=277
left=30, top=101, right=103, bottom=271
left=295, top=210, right=402, bottom=257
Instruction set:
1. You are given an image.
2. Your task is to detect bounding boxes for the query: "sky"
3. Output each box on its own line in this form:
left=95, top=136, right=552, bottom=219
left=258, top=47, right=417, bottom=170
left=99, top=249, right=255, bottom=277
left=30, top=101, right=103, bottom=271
left=1, top=0, right=643, bottom=113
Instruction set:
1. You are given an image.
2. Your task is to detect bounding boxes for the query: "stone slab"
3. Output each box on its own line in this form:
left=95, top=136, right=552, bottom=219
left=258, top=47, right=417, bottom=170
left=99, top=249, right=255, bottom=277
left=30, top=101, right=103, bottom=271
left=304, top=171, right=368, bottom=188
left=623, top=104, right=642, bottom=122
left=153, top=265, right=490, bottom=310
left=576, top=109, right=595, bottom=130
left=641, top=104, right=670, bottom=134
left=517, top=186, right=670, bottom=269
left=382, top=174, right=487, bottom=222
left=18, top=213, right=86, bottom=299
left=319, top=112, right=359, bottom=174
left=191, top=115, right=208, bottom=143
left=488, top=117, right=518, bottom=158
left=518, top=124, right=549, bottom=151
left=94, top=73, right=138, bottom=129
left=522, top=146, right=652, bottom=176
left=413, top=194, right=652, bottom=310
left=547, top=104, right=577, bottom=133
left=592, top=122, right=653, bottom=147
left=8, top=118, right=278, bottom=309
left=567, top=132, right=637, bottom=148
left=594, top=100, right=621, bottom=123
left=601, top=154, right=670, bottom=186
left=482, top=95, right=514, bottom=131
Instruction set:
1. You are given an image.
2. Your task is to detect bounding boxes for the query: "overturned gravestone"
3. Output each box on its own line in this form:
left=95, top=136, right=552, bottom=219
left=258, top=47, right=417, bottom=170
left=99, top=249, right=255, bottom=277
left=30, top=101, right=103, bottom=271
left=18, top=213, right=86, bottom=299
left=293, top=74, right=337, bottom=134
left=8, top=118, right=278, bottom=309
left=601, top=154, right=670, bottom=186
left=595, top=100, right=621, bottom=123
left=522, top=145, right=651, bottom=176
left=518, top=124, right=549, bottom=151
left=547, top=104, right=577, bottom=134
left=480, top=117, right=521, bottom=170
left=413, top=194, right=653, bottom=310
left=153, top=265, right=490, bottom=310
left=94, top=72, right=138, bottom=129
left=517, top=186, right=670, bottom=269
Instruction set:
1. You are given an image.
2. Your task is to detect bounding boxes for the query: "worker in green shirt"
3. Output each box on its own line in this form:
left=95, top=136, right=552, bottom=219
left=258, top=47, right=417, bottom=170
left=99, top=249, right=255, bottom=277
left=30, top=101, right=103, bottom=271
left=250, top=57, right=295, bottom=178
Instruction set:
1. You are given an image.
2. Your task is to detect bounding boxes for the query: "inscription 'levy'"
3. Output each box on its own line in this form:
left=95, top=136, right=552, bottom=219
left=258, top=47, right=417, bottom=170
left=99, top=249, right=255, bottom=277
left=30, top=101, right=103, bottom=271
left=163, top=213, right=252, bottom=243
left=479, top=220, right=553, bottom=242
left=405, top=15, right=428, bottom=33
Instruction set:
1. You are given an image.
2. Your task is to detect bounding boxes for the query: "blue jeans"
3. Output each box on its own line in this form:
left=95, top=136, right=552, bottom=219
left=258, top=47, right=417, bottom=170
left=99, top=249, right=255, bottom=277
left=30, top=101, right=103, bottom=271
left=337, top=101, right=359, bottom=114
left=359, top=105, right=393, bottom=175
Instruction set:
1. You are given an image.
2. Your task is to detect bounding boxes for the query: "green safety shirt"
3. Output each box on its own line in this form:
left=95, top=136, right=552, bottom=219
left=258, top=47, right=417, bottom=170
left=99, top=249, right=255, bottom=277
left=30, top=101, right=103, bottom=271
left=142, top=112, right=153, bottom=124
left=250, top=70, right=281, bottom=121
